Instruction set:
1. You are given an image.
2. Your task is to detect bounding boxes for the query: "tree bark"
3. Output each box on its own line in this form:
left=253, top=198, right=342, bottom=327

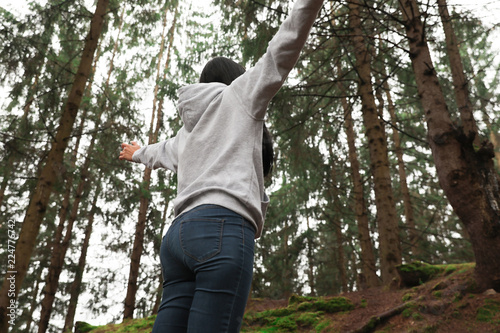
left=437, top=0, right=480, bottom=146
left=348, top=0, right=402, bottom=284
left=63, top=185, right=100, bottom=333
left=38, top=137, right=97, bottom=333
left=326, top=149, right=348, bottom=292
left=399, top=0, right=500, bottom=291
left=337, top=65, right=379, bottom=289
left=37, top=32, right=101, bottom=333
left=123, top=6, right=177, bottom=318
left=0, top=0, right=109, bottom=329
left=377, top=75, right=419, bottom=258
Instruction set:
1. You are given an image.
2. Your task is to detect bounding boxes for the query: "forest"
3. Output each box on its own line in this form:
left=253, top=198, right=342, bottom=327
left=0, top=0, right=499, bottom=332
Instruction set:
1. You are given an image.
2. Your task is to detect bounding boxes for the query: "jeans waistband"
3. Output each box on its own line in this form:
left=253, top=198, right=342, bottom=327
left=174, top=204, right=255, bottom=231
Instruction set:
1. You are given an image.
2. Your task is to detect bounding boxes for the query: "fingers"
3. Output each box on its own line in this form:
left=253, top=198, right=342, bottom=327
left=121, top=141, right=138, bottom=148
left=119, top=141, right=141, bottom=161
left=120, top=142, right=133, bottom=161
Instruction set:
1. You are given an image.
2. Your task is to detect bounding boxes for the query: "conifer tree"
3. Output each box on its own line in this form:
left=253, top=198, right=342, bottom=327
left=124, top=3, right=179, bottom=319
left=348, top=0, right=402, bottom=284
left=399, top=0, right=500, bottom=291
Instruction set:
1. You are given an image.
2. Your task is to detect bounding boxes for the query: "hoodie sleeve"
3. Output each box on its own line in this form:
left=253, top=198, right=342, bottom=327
left=132, top=135, right=179, bottom=172
left=230, top=0, right=323, bottom=119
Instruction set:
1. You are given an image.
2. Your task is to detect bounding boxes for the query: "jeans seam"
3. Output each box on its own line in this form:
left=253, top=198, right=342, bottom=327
left=225, top=219, right=245, bottom=332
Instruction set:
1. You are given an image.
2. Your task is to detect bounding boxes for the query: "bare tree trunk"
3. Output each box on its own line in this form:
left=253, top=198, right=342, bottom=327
left=399, top=0, right=500, bottom=292
left=38, top=13, right=121, bottom=330
left=0, top=0, right=109, bottom=329
left=437, top=0, right=480, bottom=146
left=38, top=144, right=95, bottom=333
left=326, top=150, right=348, bottom=292
left=282, top=219, right=292, bottom=300
left=337, top=65, right=379, bottom=289
left=348, top=0, right=402, bottom=285
left=375, top=74, right=419, bottom=258
left=305, top=216, right=316, bottom=297
left=123, top=6, right=177, bottom=318
left=37, top=36, right=101, bottom=333
left=63, top=185, right=100, bottom=333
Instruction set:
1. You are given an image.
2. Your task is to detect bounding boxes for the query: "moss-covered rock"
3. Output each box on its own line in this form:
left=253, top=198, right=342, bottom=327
left=397, top=261, right=442, bottom=286
left=312, top=297, right=354, bottom=313
left=74, top=322, right=100, bottom=333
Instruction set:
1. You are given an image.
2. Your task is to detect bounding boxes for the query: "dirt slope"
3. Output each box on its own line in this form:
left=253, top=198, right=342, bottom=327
left=77, top=263, right=500, bottom=333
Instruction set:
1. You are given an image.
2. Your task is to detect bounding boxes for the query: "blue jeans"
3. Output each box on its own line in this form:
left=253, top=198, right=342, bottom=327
left=152, top=205, right=256, bottom=333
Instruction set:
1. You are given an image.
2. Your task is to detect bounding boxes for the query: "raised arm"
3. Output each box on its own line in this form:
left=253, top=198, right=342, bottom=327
left=230, top=0, right=324, bottom=119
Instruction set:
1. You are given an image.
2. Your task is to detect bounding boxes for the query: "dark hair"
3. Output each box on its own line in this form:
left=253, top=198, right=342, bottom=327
left=200, top=57, right=274, bottom=177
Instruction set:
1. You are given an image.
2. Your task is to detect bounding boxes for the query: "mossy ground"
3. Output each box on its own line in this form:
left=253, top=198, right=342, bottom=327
left=76, top=316, right=156, bottom=333
left=80, top=262, right=500, bottom=333
left=241, top=295, right=353, bottom=332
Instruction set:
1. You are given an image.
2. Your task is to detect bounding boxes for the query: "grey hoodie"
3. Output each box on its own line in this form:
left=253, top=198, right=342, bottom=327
left=132, top=0, right=323, bottom=238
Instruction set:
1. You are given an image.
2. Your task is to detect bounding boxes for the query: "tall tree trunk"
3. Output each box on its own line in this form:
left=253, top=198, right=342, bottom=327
left=348, top=0, right=402, bottom=285
left=37, top=37, right=100, bottom=333
left=123, top=6, right=177, bottom=318
left=326, top=151, right=348, bottom=292
left=0, top=0, right=109, bottom=329
left=375, top=73, right=420, bottom=258
left=63, top=184, right=100, bottom=333
left=437, top=0, right=480, bottom=146
left=337, top=65, right=379, bottom=289
left=37, top=137, right=97, bottom=333
left=305, top=216, right=316, bottom=297
left=38, top=17, right=115, bottom=331
left=282, top=218, right=292, bottom=300
left=399, top=0, right=500, bottom=291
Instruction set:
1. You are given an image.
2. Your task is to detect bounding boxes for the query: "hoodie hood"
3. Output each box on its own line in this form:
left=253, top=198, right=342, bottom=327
left=177, top=82, right=227, bottom=132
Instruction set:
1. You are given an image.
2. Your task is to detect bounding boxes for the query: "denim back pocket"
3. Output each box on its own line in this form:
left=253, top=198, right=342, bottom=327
left=180, top=218, right=224, bottom=262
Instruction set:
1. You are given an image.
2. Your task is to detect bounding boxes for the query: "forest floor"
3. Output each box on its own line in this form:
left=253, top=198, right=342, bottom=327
left=78, top=262, right=500, bottom=333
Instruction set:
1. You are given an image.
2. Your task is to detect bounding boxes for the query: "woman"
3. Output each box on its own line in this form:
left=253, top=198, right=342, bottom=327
left=119, top=0, right=323, bottom=331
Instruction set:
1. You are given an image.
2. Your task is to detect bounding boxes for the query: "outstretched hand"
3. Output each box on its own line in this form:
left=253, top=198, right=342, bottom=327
left=119, top=141, right=141, bottom=162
